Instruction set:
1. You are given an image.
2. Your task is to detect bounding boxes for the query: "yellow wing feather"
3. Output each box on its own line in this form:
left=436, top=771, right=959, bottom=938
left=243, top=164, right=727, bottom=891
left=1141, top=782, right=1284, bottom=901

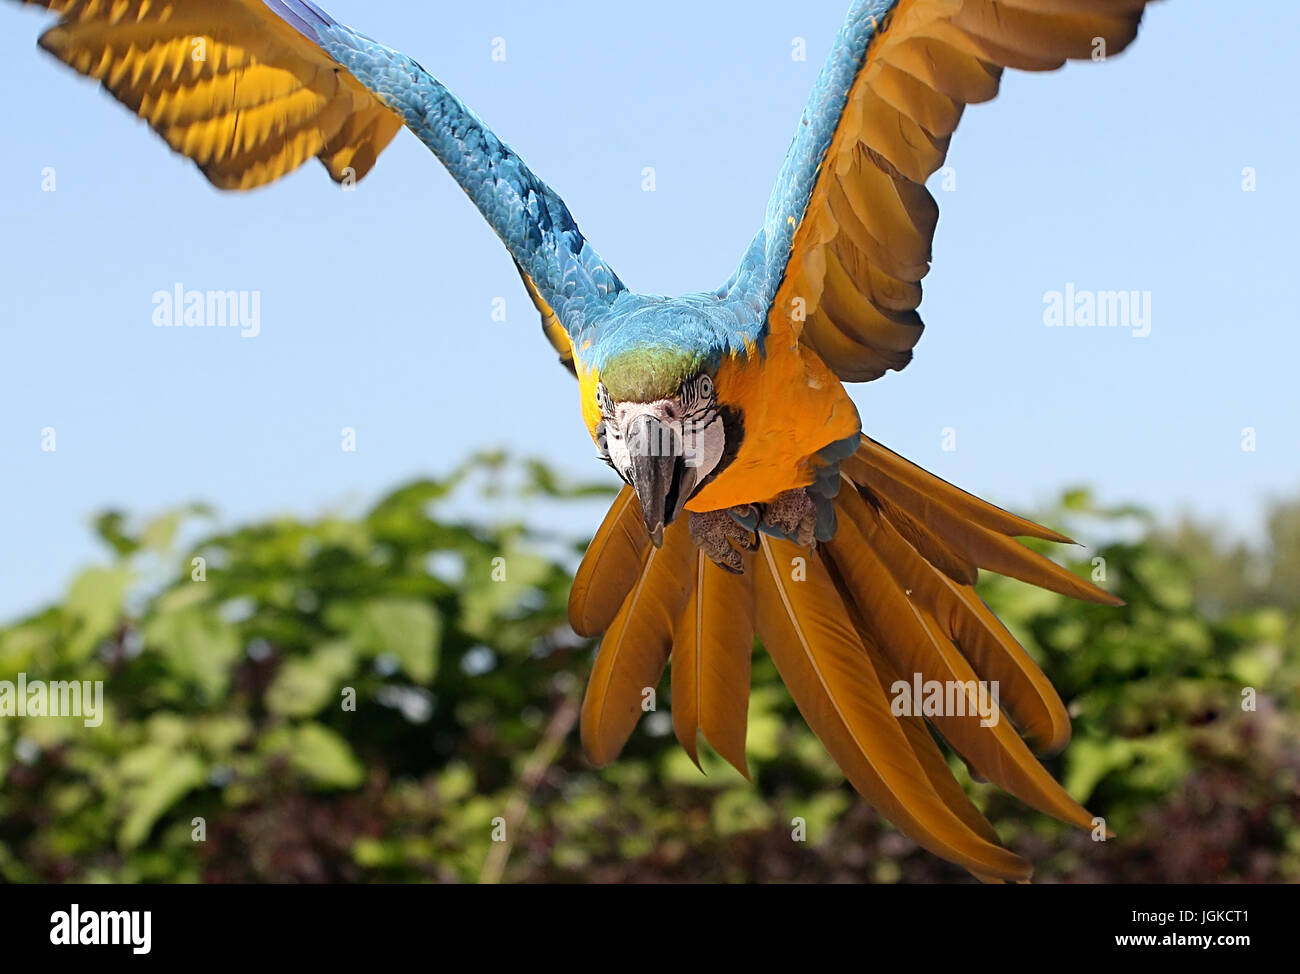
left=516, top=264, right=576, bottom=376
left=771, top=0, right=1154, bottom=381
left=22, top=0, right=404, bottom=190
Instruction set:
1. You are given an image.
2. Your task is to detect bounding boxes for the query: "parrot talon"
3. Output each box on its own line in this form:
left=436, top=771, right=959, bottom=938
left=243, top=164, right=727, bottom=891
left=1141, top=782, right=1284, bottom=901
left=761, top=488, right=819, bottom=548
left=689, top=508, right=756, bottom=573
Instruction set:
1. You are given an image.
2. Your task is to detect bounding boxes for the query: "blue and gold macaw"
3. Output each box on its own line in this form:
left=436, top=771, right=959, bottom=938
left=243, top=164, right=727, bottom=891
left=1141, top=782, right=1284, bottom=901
left=11, top=0, right=1156, bottom=880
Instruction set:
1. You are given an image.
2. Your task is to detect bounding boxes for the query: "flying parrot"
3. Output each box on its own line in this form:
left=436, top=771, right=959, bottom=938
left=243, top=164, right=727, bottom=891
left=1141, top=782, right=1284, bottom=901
left=9, top=0, right=1157, bottom=881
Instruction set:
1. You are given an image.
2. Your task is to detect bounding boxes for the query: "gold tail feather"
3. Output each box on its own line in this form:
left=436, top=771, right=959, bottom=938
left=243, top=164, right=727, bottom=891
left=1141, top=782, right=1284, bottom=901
left=671, top=550, right=755, bottom=778
left=838, top=484, right=1073, bottom=754
left=824, top=488, right=1093, bottom=829
left=569, top=485, right=651, bottom=638
left=579, top=519, right=694, bottom=766
left=754, top=534, right=1031, bottom=880
left=570, top=436, right=1116, bottom=878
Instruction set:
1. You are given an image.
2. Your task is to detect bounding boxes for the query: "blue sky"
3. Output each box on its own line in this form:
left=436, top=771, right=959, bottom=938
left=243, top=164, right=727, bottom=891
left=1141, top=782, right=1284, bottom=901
left=1, top=0, right=1297, bottom=621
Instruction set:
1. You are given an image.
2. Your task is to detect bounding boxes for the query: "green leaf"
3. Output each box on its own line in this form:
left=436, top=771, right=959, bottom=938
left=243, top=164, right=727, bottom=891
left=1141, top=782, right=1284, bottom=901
left=143, top=609, right=241, bottom=700
left=265, top=641, right=359, bottom=717
left=788, top=792, right=852, bottom=846
left=64, top=566, right=132, bottom=662
left=262, top=723, right=364, bottom=790
left=325, top=598, right=439, bottom=683
left=93, top=511, right=138, bottom=557
left=140, top=512, right=182, bottom=553
left=118, top=752, right=206, bottom=850
left=711, top=788, right=775, bottom=835
left=461, top=544, right=553, bottom=640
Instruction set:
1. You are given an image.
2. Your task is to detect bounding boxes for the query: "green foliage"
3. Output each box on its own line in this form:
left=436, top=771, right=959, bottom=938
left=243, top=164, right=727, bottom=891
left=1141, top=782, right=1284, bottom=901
left=1, top=461, right=1297, bottom=883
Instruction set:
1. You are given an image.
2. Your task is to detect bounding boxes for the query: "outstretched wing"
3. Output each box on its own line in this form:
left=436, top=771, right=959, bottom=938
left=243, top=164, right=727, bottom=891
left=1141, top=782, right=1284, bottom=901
left=10, top=0, right=623, bottom=344
left=724, top=0, right=1154, bottom=382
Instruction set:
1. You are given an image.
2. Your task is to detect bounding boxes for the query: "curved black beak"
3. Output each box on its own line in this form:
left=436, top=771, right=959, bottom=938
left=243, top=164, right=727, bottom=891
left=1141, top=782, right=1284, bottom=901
left=626, top=414, right=692, bottom=548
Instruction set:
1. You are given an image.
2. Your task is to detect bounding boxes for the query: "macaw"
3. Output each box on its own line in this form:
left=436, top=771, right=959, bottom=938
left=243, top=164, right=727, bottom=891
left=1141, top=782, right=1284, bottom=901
left=9, top=0, right=1157, bottom=880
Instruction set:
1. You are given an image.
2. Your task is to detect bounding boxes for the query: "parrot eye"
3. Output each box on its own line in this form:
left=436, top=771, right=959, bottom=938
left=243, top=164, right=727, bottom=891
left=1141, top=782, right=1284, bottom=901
left=681, top=374, right=716, bottom=412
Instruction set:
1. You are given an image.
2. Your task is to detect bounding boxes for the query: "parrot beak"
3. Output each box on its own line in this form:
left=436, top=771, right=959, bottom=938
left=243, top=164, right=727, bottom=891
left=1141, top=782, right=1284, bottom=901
left=626, top=413, right=692, bottom=548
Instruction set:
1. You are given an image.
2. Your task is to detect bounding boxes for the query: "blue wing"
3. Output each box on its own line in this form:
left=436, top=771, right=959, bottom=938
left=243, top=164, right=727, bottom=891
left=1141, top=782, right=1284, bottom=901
left=294, top=3, right=624, bottom=335
left=11, top=0, right=623, bottom=341
left=722, top=0, right=1152, bottom=382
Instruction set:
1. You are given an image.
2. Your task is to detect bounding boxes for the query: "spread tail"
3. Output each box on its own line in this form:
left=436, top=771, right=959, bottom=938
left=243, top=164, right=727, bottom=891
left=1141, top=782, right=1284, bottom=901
left=570, top=435, right=1119, bottom=880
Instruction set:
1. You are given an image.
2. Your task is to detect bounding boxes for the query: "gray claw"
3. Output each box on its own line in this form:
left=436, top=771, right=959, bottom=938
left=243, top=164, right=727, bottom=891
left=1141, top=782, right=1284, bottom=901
left=761, top=489, right=819, bottom=548
left=689, top=508, right=756, bottom=573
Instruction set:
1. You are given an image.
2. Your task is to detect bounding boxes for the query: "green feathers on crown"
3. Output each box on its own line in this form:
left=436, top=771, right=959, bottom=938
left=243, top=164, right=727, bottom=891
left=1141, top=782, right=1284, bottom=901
left=600, top=347, right=706, bottom=403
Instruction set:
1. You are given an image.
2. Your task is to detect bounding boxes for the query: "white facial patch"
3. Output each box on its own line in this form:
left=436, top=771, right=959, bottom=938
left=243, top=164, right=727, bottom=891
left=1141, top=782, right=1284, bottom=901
left=682, top=413, right=724, bottom=474
left=598, top=382, right=726, bottom=499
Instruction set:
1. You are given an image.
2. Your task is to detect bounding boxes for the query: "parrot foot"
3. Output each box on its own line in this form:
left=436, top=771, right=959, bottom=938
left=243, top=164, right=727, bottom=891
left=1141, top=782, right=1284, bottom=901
left=761, top=488, right=819, bottom=548
left=689, top=506, right=758, bottom=574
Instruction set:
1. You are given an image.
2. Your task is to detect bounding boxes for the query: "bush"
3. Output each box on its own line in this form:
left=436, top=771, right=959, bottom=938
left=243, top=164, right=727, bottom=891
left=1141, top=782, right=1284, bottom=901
left=1, top=460, right=1296, bottom=882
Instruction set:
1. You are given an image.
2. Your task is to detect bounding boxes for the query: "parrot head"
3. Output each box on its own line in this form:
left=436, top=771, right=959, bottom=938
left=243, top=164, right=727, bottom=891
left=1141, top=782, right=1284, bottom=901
left=594, top=345, right=734, bottom=546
